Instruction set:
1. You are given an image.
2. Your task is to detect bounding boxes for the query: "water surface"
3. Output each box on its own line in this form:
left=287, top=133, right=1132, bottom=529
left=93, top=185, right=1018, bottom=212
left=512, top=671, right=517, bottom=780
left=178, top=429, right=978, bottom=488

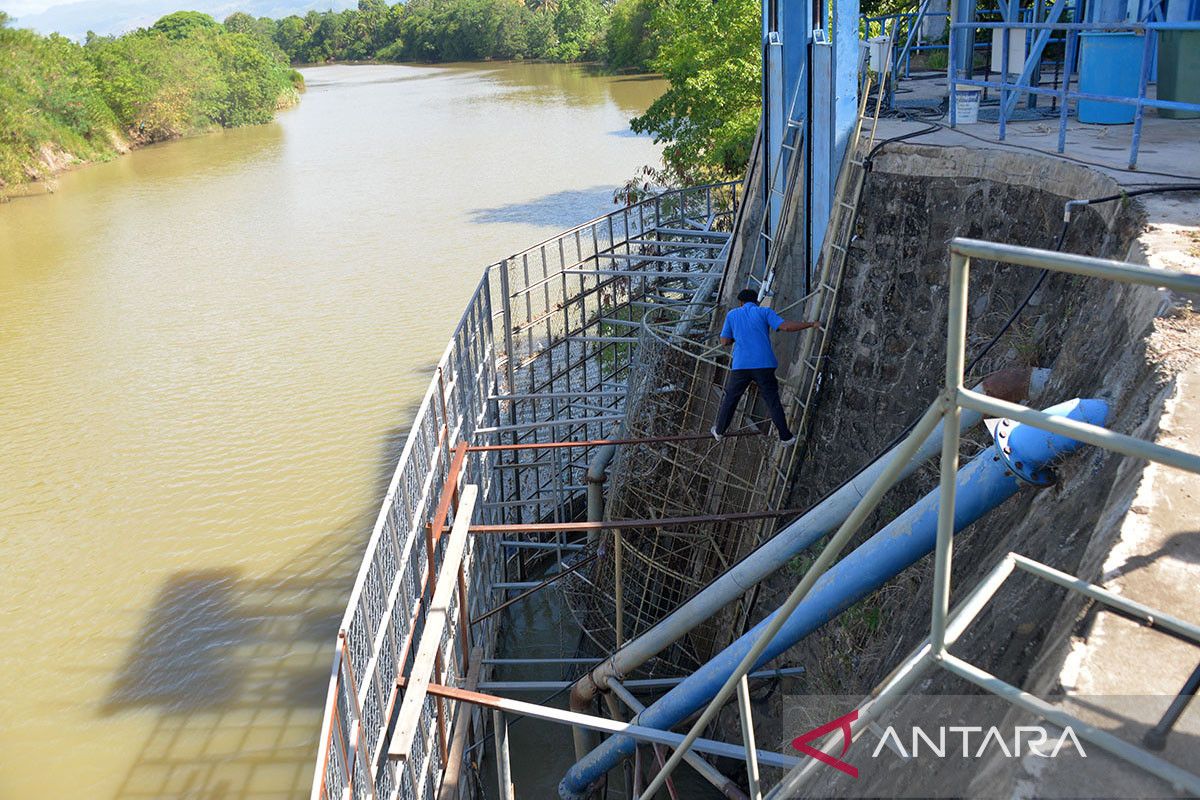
left=0, top=61, right=663, bottom=799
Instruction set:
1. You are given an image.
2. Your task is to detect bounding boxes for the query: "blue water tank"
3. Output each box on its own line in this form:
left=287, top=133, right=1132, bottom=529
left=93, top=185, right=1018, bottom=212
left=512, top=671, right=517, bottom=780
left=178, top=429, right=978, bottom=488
left=1078, top=31, right=1143, bottom=124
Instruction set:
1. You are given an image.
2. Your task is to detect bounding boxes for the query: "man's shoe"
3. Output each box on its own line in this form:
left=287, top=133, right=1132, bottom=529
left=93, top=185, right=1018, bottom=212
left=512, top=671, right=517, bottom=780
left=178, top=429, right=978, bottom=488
left=711, top=426, right=724, bottom=441
left=780, top=436, right=797, bottom=447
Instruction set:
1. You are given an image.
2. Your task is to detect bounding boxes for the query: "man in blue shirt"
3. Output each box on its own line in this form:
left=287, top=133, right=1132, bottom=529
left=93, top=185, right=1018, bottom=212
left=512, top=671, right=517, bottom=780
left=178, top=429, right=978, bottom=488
left=712, top=289, right=819, bottom=445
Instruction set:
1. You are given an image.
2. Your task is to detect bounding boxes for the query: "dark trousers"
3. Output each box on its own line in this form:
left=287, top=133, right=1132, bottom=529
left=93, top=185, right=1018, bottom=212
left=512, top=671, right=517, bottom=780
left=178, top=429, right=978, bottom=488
left=715, top=367, right=793, bottom=439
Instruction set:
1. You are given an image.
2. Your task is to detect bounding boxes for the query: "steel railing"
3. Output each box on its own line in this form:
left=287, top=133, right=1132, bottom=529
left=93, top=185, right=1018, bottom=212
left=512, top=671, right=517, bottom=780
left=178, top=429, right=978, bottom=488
left=312, top=180, right=742, bottom=800
left=949, top=20, right=1200, bottom=169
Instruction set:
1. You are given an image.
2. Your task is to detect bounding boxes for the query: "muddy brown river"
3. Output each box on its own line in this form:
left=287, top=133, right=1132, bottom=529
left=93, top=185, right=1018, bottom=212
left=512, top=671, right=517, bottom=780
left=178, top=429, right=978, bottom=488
left=0, top=62, right=663, bottom=799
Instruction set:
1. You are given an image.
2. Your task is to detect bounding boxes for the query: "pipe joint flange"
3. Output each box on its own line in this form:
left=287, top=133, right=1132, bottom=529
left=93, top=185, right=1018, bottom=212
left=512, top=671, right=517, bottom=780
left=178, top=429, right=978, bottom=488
left=993, top=420, right=1055, bottom=486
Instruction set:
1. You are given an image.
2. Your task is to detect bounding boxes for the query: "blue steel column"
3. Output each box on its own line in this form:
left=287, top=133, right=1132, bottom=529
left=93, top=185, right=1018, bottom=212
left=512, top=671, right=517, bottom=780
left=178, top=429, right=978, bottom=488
left=832, top=0, right=861, bottom=171
left=811, top=37, right=834, bottom=259
left=764, top=29, right=784, bottom=247
left=761, top=0, right=811, bottom=282
left=812, top=0, right=859, bottom=269
left=779, top=0, right=809, bottom=281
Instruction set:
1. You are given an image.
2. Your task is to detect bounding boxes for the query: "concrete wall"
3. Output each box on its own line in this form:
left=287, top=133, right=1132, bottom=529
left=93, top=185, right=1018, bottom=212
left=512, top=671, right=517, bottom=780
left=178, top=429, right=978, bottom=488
left=723, top=144, right=1200, bottom=794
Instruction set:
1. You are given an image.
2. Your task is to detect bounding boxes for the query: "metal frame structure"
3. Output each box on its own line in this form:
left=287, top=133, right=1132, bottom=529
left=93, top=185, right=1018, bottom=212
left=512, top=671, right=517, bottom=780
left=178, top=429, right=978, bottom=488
left=311, top=68, right=1200, bottom=800
left=557, top=76, right=888, bottom=676
left=636, top=237, right=1200, bottom=800
left=949, top=19, right=1200, bottom=168
left=311, top=181, right=744, bottom=800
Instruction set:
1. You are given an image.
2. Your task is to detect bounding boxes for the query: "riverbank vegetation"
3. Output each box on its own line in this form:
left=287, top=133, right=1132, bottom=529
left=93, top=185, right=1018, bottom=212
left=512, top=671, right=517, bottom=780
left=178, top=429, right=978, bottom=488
left=0, top=10, right=302, bottom=194
left=259, top=0, right=760, bottom=184
left=262, top=0, right=655, bottom=69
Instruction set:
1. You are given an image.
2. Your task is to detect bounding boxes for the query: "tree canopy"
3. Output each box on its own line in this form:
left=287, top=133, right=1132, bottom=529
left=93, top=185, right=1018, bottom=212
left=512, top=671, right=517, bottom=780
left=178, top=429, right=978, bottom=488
left=259, top=0, right=655, bottom=67
left=631, top=0, right=761, bottom=183
left=0, top=11, right=302, bottom=190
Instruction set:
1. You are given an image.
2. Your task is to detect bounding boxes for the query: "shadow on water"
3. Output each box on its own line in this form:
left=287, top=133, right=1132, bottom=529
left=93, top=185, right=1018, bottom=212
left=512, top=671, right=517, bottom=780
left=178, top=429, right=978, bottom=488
left=608, top=128, right=651, bottom=139
left=468, top=186, right=618, bottom=228
left=103, top=397, right=427, bottom=800
left=104, top=526, right=364, bottom=800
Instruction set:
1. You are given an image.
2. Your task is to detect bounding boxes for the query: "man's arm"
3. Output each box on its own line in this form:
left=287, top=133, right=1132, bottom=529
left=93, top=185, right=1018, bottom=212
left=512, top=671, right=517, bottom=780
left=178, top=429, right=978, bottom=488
left=777, top=320, right=820, bottom=332
left=719, top=313, right=734, bottom=346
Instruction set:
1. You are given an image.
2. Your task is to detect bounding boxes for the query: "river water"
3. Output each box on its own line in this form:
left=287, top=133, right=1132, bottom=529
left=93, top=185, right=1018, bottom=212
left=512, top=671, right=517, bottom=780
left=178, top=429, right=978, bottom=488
left=0, top=62, right=663, bottom=799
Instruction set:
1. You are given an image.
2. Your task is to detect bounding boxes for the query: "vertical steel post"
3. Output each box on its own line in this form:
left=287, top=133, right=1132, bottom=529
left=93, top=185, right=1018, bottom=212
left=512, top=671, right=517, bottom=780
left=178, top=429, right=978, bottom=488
left=615, top=529, right=625, bottom=647
left=948, top=24, right=959, bottom=127
left=493, top=710, right=514, bottom=800
left=932, top=251, right=969, bottom=656
left=998, top=1, right=1013, bottom=140
left=1129, top=30, right=1155, bottom=169
left=736, top=675, right=762, bottom=800
left=1057, top=30, right=1076, bottom=153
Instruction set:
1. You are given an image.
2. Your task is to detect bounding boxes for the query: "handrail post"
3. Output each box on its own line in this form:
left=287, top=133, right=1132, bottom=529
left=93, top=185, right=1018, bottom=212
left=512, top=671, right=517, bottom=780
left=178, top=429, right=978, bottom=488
left=999, top=1, right=1012, bottom=140
left=736, top=675, right=762, bottom=800
left=932, top=250, right=969, bottom=657
left=1128, top=29, right=1155, bottom=169
left=1056, top=29, right=1076, bottom=153
left=493, top=710, right=515, bottom=800
left=615, top=529, right=625, bottom=647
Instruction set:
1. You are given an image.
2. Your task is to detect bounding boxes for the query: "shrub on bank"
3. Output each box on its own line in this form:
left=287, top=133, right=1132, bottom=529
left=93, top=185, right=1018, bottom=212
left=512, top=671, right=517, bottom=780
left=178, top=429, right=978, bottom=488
left=0, top=11, right=302, bottom=192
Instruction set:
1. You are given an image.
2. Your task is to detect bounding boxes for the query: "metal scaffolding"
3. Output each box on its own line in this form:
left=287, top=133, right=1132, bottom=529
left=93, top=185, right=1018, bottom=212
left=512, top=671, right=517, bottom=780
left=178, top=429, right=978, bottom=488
left=311, top=181, right=743, bottom=800
left=558, top=78, right=884, bottom=673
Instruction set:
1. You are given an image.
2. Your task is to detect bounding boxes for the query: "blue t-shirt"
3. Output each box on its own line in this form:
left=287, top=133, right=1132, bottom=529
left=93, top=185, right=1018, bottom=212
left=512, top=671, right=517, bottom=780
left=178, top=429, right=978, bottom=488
left=720, top=302, right=784, bottom=370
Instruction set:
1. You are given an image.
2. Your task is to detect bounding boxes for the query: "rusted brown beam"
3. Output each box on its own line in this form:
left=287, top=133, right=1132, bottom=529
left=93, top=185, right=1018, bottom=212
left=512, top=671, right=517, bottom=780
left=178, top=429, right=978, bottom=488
left=466, top=430, right=759, bottom=452
left=468, top=507, right=807, bottom=535
left=432, top=441, right=471, bottom=543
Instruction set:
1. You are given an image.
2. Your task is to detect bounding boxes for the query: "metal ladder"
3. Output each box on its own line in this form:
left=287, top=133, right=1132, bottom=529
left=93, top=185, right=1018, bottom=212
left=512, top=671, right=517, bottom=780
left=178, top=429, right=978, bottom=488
left=768, top=45, right=893, bottom=497
left=749, top=74, right=808, bottom=292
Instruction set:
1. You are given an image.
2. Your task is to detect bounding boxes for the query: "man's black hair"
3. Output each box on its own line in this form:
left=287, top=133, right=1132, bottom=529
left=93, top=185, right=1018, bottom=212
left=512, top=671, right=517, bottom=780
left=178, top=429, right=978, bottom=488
left=737, top=288, right=759, bottom=304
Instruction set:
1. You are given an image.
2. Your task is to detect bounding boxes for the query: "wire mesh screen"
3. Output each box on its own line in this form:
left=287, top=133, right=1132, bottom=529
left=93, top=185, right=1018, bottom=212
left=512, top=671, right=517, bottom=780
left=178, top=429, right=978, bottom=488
left=561, top=317, right=793, bottom=671
left=483, top=181, right=742, bottom=530
left=313, top=181, right=742, bottom=800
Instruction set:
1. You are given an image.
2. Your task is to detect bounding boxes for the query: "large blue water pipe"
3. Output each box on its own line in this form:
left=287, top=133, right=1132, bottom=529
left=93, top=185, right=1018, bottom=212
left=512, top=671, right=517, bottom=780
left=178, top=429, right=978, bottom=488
left=559, top=398, right=1109, bottom=799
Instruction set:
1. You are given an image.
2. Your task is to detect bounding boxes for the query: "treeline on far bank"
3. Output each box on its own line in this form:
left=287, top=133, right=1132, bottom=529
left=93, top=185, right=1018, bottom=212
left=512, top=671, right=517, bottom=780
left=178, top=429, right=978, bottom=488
left=254, top=0, right=660, bottom=70
left=0, top=10, right=302, bottom=193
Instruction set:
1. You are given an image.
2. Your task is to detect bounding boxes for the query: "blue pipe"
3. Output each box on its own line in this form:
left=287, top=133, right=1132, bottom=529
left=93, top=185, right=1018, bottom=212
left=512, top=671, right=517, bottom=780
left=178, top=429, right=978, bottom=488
left=559, top=398, right=1108, bottom=799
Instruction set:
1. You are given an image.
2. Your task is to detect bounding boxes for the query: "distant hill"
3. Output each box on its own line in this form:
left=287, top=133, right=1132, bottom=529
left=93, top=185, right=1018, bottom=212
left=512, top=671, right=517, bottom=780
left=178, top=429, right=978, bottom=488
left=7, top=0, right=357, bottom=38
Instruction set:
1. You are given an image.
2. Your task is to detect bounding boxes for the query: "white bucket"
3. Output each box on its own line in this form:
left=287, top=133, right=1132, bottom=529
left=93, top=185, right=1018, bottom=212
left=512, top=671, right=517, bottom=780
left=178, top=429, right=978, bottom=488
left=955, top=89, right=981, bottom=124
left=867, top=36, right=891, bottom=75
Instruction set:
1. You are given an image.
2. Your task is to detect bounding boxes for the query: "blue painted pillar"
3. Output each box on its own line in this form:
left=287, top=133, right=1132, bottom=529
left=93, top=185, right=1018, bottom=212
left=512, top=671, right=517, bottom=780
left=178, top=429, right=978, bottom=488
left=833, top=0, right=861, bottom=170
left=812, top=37, right=834, bottom=261
left=1089, top=0, right=1130, bottom=21
left=949, top=0, right=976, bottom=81
left=761, top=0, right=810, bottom=256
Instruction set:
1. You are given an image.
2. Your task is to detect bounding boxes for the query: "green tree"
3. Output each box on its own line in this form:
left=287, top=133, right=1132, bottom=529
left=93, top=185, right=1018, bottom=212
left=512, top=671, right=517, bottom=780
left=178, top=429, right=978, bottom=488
left=0, top=10, right=300, bottom=192
left=151, top=10, right=221, bottom=39
left=632, top=0, right=760, bottom=181
left=223, top=11, right=256, bottom=34
left=272, top=15, right=310, bottom=60
left=605, top=0, right=660, bottom=70
left=547, top=0, right=605, bottom=61
left=343, top=0, right=390, bottom=59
